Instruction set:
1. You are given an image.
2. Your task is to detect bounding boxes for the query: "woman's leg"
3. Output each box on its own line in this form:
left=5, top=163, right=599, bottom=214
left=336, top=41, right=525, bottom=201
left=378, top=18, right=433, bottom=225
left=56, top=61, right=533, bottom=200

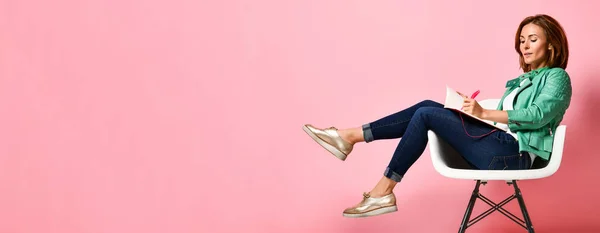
left=338, top=100, right=444, bottom=144
left=342, top=107, right=531, bottom=217
left=303, top=100, right=443, bottom=161
left=381, top=107, right=529, bottom=186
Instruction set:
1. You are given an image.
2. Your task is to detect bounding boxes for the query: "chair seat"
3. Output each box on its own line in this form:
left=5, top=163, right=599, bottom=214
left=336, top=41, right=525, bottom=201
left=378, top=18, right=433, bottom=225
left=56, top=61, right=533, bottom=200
left=427, top=98, right=566, bottom=181
left=428, top=125, right=565, bottom=181
left=430, top=166, right=556, bottom=181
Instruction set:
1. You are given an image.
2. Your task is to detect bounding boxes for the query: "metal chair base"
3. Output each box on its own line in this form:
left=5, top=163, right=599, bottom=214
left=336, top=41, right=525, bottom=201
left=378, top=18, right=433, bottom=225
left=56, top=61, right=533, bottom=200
left=458, top=180, right=534, bottom=233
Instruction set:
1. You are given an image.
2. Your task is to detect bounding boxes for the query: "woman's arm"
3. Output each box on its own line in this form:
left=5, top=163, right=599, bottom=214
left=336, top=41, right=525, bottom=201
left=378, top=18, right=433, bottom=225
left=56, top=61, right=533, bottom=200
left=463, top=68, right=571, bottom=129
left=462, top=98, right=509, bottom=123
left=504, top=69, right=572, bottom=131
left=482, top=109, right=509, bottom=124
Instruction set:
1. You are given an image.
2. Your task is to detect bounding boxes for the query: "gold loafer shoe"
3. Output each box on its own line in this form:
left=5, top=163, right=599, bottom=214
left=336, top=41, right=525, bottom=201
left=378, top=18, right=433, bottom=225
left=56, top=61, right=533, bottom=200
left=302, top=124, right=353, bottom=161
left=343, top=192, right=397, bottom=218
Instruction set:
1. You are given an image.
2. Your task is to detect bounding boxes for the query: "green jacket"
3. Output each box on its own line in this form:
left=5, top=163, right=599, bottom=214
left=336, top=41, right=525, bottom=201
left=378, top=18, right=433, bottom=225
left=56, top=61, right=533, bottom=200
left=496, top=67, right=572, bottom=160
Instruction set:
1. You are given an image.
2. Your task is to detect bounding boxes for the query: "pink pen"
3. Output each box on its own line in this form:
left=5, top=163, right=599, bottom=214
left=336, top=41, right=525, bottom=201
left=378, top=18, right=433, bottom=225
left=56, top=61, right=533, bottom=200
left=470, top=90, right=480, bottom=99
left=460, top=90, right=480, bottom=110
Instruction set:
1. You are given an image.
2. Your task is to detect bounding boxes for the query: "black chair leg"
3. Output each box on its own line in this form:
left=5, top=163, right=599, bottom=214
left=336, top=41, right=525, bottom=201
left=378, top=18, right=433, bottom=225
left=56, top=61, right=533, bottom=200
left=458, top=180, right=536, bottom=233
left=458, top=180, right=481, bottom=233
left=512, top=180, right=535, bottom=233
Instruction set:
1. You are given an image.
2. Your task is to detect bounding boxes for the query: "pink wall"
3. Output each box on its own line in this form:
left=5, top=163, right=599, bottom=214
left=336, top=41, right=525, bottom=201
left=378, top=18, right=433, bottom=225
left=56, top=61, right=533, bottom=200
left=2, top=0, right=599, bottom=232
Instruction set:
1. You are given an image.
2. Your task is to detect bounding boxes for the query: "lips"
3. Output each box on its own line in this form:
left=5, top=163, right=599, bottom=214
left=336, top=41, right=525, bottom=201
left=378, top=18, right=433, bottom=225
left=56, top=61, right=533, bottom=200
left=524, top=53, right=532, bottom=56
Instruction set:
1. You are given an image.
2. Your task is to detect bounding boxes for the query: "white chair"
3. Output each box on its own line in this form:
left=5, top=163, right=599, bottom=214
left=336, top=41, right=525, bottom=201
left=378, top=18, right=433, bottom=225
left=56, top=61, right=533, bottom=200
left=427, top=99, right=566, bottom=233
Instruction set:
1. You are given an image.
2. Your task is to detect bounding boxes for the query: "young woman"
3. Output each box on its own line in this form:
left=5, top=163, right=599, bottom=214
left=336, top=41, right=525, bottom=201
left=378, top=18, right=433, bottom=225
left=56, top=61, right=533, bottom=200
left=303, top=14, right=572, bottom=218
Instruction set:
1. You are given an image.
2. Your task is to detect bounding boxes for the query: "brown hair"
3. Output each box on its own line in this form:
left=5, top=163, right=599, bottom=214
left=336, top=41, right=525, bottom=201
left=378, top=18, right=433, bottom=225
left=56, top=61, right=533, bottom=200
left=515, top=14, right=569, bottom=72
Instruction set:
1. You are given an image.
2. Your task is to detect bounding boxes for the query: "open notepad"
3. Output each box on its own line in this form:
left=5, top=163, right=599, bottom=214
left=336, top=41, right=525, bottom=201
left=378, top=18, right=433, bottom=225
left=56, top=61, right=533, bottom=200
left=444, top=86, right=507, bottom=131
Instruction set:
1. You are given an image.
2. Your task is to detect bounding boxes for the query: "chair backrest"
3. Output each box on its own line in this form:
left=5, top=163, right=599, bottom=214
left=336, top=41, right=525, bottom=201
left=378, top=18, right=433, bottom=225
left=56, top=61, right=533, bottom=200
left=545, top=125, right=566, bottom=173
left=479, top=99, right=500, bottom=109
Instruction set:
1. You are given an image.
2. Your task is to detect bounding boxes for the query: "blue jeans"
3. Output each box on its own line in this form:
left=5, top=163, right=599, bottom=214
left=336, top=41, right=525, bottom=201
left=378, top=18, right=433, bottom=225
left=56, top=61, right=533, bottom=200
left=362, top=100, right=532, bottom=182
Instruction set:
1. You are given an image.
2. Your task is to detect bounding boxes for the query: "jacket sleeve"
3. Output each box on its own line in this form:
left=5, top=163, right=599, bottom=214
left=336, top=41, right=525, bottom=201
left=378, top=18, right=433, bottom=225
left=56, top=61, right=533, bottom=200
left=506, top=68, right=572, bottom=131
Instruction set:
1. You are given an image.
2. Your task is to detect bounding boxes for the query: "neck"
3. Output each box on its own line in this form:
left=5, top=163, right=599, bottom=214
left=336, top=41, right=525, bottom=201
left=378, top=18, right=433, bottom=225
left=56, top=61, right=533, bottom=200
left=530, top=61, right=548, bottom=71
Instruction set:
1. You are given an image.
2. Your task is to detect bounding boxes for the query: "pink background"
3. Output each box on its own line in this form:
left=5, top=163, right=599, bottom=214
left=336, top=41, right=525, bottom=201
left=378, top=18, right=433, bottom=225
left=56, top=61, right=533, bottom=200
left=2, top=0, right=600, bottom=232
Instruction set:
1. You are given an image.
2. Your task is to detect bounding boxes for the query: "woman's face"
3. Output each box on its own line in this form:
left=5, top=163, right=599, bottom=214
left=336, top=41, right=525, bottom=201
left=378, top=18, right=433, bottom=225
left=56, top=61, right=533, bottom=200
left=519, top=23, right=550, bottom=70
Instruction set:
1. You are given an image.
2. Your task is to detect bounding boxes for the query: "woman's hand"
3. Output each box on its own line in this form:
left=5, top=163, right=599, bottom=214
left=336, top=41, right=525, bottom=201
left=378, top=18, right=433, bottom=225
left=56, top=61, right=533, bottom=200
left=462, top=98, right=485, bottom=118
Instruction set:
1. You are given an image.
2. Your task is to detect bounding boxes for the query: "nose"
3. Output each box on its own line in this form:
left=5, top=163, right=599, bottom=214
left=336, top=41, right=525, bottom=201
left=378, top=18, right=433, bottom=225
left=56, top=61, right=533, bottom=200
left=523, top=41, right=530, bottom=50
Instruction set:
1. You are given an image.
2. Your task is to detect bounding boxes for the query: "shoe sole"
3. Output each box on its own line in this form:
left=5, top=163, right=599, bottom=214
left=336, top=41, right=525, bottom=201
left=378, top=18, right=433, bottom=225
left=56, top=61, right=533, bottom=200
left=342, top=206, right=398, bottom=218
left=302, top=125, right=347, bottom=161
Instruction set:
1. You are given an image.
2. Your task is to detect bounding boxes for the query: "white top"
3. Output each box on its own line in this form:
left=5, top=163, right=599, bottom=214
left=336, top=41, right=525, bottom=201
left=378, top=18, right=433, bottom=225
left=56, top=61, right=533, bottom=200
left=495, top=79, right=537, bottom=167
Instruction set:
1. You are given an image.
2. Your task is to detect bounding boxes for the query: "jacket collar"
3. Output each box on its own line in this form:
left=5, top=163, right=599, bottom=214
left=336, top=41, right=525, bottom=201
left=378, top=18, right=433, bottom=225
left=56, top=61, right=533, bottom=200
left=497, top=66, right=552, bottom=111
left=515, top=78, right=532, bottom=97
left=505, top=66, right=550, bottom=90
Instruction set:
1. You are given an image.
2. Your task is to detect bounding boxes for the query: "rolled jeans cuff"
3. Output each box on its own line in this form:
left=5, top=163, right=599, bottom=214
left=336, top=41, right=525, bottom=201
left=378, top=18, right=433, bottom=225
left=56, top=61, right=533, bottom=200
left=384, top=167, right=403, bottom=182
left=362, top=123, right=375, bottom=143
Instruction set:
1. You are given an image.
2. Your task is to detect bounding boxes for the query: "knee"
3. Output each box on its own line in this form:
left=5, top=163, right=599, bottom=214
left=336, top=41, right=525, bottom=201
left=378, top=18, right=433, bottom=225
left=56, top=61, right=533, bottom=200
left=418, top=99, right=441, bottom=107
left=414, top=107, right=435, bottom=119
left=413, top=107, right=438, bottom=128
